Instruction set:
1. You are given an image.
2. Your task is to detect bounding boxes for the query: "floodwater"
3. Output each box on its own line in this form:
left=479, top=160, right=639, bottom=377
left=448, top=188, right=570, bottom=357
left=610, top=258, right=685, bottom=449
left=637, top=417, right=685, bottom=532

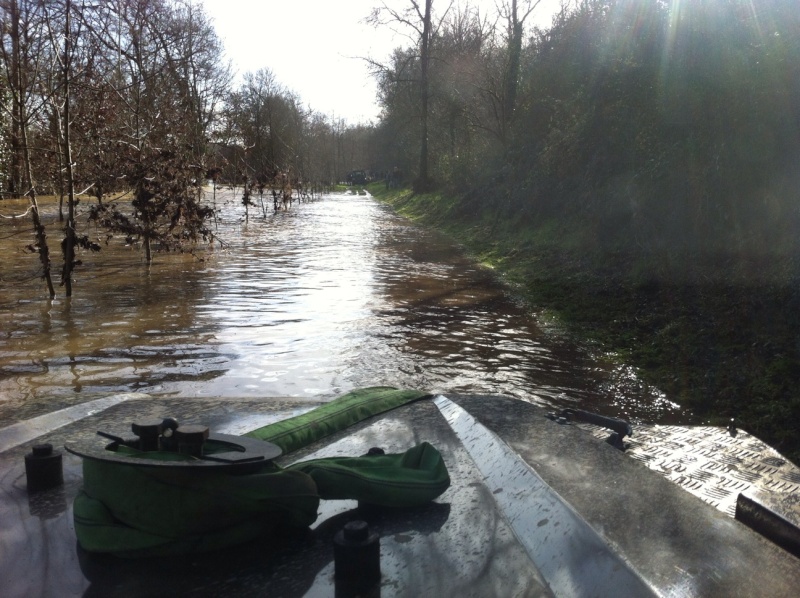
left=0, top=189, right=689, bottom=427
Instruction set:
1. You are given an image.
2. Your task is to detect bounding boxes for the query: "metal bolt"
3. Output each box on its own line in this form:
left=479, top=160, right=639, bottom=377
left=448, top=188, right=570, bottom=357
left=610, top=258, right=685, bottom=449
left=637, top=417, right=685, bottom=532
left=131, top=420, right=164, bottom=451
left=25, top=443, right=64, bottom=492
left=174, top=425, right=209, bottom=457
left=32, top=444, right=53, bottom=457
left=334, top=520, right=380, bottom=591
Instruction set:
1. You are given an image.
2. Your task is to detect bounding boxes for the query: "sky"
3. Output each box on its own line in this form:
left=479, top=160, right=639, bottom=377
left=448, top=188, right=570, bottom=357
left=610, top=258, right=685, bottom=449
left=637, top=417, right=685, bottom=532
left=201, top=0, right=562, bottom=124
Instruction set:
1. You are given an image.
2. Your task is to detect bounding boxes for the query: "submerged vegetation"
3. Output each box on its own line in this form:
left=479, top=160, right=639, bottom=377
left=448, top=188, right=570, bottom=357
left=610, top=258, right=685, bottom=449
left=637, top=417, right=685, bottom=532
left=0, top=0, right=374, bottom=295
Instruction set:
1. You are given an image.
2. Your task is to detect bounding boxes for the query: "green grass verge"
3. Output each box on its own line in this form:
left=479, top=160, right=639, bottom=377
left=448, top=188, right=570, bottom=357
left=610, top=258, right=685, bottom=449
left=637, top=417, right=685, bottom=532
left=369, top=183, right=800, bottom=464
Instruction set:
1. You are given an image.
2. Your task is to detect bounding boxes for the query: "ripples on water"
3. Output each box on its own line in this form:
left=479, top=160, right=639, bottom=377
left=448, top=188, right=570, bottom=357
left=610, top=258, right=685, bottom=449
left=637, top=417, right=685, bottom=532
left=0, top=190, right=689, bottom=425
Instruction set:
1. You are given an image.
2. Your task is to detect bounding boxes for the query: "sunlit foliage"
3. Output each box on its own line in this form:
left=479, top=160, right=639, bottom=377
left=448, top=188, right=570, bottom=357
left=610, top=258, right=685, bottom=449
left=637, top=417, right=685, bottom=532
left=373, top=0, right=800, bottom=261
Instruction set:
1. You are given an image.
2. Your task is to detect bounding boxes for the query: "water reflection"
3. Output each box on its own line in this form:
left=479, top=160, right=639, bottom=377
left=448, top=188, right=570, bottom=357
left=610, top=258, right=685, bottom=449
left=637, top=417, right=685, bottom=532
left=0, top=190, right=690, bottom=426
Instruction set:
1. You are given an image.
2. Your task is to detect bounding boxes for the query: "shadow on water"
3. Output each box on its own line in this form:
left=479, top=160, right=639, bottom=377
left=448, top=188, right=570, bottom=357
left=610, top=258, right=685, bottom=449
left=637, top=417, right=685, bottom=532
left=0, top=189, right=691, bottom=426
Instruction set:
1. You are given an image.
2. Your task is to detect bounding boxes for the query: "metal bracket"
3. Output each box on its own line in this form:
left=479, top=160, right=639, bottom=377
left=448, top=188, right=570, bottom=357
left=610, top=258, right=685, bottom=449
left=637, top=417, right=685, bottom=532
left=547, top=408, right=633, bottom=451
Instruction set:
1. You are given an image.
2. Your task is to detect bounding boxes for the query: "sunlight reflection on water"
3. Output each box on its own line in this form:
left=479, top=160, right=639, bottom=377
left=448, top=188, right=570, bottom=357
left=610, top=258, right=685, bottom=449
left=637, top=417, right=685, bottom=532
left=0, top=190, right=690, bottom=425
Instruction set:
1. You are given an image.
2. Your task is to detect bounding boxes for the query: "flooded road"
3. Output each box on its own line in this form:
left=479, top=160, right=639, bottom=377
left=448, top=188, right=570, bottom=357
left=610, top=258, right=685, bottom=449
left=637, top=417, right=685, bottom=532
left=0, top=189, right=687, bottom=426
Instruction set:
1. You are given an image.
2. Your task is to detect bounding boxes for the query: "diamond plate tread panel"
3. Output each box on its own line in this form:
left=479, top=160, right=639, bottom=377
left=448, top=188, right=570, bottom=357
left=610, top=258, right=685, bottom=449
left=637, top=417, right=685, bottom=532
left=576, top=422, right=800, bottom=528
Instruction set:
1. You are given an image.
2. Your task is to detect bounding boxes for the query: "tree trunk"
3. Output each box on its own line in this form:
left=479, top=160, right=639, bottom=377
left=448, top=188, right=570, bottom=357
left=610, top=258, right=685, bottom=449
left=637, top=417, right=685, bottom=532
left=61, top=0, right=77, bottom=297
left=20, top=111, right=55, bottom=298
left=411, top=0, right=433, bottom=192
left=10, top=0, right=55, bottom=297
left=144, top=232, right=152, bottom=263
left=53, top=112, right=65, bottom=222
left=7, top=0, right=23, bottom=198
left=503, top=0, right=523, bottom=144
left=415, top=0, right=433, bottom=192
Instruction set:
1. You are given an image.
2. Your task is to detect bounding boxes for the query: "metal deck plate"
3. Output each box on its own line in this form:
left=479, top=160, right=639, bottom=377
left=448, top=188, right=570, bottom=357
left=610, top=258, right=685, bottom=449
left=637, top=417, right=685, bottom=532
left=576, top=420, right=800, bottom=527
left=3, top=393, right=799, bottom=597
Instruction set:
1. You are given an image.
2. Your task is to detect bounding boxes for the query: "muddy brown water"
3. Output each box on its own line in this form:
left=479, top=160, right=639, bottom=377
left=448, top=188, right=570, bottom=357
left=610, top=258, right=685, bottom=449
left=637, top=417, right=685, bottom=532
left=0, top=189, right=690, bottom=427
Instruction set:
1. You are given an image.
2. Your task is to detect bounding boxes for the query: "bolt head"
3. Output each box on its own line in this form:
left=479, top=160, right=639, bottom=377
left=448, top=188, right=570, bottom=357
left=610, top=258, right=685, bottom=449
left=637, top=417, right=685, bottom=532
left=174, top=425, right=210, bottom=443
left=32, top=443, right=53, bottom=457
left=343, top=520, right=369, bottom=542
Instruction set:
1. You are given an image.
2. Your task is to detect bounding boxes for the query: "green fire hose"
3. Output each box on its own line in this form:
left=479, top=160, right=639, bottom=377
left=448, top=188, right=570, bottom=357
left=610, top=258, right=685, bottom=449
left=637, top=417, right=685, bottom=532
left=72, top=387, right=450, bottom=557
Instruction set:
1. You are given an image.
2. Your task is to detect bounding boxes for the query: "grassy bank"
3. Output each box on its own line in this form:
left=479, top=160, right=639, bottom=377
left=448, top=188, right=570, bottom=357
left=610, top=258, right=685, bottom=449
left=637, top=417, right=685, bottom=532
left=369, top=184, right=800, bottom=464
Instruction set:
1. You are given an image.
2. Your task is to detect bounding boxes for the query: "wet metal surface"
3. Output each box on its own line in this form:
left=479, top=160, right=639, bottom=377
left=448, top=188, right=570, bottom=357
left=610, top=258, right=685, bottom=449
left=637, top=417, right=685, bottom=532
left=281, top=399, right=552, bottom=597
left=453, top=395, right=800, bottom=597
left=0, top=395, right=552, bottom=597
left=434, top=396, right=655, bottom=597
left=1, top=394, right=799, bottom=597
left=578, top=419, right=800, bottom=522
left=0, top=393, right=141, bottom=453
left=1, top=190, right=688, bottom=428
left=575, top=416, right=800, bottom=563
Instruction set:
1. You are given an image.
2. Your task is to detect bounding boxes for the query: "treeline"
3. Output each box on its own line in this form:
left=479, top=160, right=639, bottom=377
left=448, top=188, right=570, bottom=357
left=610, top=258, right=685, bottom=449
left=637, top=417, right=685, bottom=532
left=5, top=0, right=800, bottom=293
left=369, top=0, right=800, bottom=457
left=371, top=0, right=800, bottom=271
left=217, top=67, right=376, bottom=191
left=0, top=0, right=371, bottom=296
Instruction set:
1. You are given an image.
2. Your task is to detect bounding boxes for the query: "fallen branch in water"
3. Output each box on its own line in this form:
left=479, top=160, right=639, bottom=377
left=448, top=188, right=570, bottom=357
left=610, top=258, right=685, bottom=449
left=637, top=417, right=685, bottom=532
left=0, top=206, right=34, bottom=219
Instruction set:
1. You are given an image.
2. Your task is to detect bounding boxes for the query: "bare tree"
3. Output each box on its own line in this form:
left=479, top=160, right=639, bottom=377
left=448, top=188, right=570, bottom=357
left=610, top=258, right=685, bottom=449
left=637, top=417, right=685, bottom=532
left=220, top=68, right=314, bottom=199
left=498, top=0, right=541, bottom=142
left=41, top=0, right=89, bottom=296
left=159, top=0, right=231, bottom=177
left=0, top=0, right=55, bottom=296
left=368, top=0, right=453, bottom=191
left=57, top=0, right=77, bottom=295
left=428, top=4, right=494, bottom=184
left=79, top=0, right=221, bottom=263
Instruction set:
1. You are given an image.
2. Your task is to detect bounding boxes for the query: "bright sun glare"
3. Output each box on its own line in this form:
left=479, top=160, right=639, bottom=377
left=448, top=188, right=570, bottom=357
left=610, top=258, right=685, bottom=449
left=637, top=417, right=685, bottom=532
left=201, top=0, right=562, bottom=124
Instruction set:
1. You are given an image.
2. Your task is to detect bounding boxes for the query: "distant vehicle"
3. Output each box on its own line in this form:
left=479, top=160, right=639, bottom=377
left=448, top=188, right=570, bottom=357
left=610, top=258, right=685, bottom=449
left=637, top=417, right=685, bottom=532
left=346, top=170, right=370, bottom=185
